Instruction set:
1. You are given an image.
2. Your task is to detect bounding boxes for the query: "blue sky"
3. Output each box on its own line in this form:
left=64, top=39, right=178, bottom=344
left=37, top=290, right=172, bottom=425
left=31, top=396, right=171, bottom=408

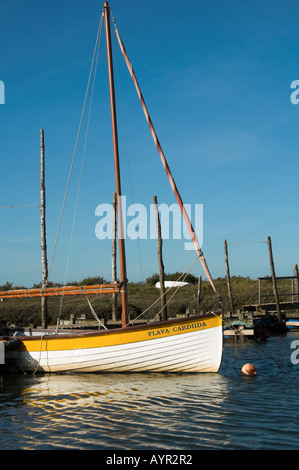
left=0, top=0, right=298, bottom=289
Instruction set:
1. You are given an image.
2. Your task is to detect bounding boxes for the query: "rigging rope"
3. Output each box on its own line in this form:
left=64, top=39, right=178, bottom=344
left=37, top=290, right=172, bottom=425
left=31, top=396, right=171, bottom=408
left=52, top=14, right=103, bottom=331
left=109, top=8, right=223, bottom=309
left=149, top=255, right=200, bottom=323
left=48, top=12, right=104, bottom=282
left=228, top=241, right=267, bottom=246
left=85, top=295, right=107, bottom=329
left=0, top=204, right=40, bottom=209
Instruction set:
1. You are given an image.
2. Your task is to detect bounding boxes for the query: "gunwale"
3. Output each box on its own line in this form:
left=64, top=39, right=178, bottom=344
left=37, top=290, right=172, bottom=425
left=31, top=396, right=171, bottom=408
left=1, top=312, right=220, bottom=342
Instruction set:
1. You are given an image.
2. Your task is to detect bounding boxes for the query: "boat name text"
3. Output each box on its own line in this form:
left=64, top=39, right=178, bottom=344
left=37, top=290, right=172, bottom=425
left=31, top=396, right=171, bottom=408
left=148, top=321, right=206, bottom=337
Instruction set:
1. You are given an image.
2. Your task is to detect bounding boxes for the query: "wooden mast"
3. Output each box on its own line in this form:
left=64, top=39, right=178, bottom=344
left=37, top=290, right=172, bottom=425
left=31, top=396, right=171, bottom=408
left=104, top=1, right=128, bottom=327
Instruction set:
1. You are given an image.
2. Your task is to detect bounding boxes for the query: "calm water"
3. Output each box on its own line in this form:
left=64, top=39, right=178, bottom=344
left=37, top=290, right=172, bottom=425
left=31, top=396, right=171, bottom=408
left=1, top=333, right=299, bottom=451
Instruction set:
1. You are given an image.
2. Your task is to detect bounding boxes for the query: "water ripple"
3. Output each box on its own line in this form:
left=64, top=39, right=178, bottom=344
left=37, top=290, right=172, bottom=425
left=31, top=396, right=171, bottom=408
left=1, top=335, right=299, bottom=450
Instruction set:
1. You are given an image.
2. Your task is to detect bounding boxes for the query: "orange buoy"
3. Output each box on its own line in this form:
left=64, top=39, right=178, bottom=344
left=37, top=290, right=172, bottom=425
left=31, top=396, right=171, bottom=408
left=241, top=363, right=257, bottom=376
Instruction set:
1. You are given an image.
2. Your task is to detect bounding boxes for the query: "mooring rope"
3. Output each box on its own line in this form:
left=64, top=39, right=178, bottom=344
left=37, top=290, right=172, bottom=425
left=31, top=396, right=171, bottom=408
left=208, top=310, right=290, bottom=373
left=249, top=340, right=290, bottom=373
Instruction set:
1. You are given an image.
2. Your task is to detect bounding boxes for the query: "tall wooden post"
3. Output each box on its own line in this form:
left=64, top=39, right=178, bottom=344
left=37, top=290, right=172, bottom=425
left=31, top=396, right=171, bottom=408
left=224, top=239, right=234, bottom=316
left=40, top=129, right=48, bottom=328
left=153, top=195, right=167, bottom=321
left=112, top=192, right=117, bottom=321
left=267, top=236, right=281, bottom=323
left=197, top=275, right=202, bottom=313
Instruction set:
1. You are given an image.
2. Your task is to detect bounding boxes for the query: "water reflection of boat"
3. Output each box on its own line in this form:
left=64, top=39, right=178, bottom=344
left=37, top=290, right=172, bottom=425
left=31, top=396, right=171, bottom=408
left=18, top=373, right=227, bottom=412
left=0, top=2, right=223, bottom=374
left=9, top=373, right=227, bottom=449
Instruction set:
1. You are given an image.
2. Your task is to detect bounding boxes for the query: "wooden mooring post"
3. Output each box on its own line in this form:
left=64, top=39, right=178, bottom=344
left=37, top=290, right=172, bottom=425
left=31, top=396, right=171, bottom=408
left=197, top=275, right=202, bottom=313
left=294, top=264, right=299, bottom=301
left=112, top=192, right=118, bottom=321
left=153, top=195, right=167, bottom=321
left=224, top=239, right=234, bottom=317
left=267, top=235, right=281, bottom=323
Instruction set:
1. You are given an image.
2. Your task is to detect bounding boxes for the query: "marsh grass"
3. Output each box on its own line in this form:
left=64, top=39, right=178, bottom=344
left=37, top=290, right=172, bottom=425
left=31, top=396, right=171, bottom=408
left=0, top=275, right=294, bottom=327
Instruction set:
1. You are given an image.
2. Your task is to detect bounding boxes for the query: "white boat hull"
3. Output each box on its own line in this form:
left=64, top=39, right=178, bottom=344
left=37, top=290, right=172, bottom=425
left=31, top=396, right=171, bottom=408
left=3, top=314, right=223, bottom=373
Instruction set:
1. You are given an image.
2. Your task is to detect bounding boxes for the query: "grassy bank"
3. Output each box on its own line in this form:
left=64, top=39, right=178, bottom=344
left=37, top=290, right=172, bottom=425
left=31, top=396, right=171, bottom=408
left=0, top=274, right=290, bottom=327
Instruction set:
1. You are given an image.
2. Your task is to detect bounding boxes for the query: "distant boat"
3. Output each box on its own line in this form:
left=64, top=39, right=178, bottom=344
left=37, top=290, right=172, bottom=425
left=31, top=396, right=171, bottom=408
left=0, top=2, right=223, bottom=374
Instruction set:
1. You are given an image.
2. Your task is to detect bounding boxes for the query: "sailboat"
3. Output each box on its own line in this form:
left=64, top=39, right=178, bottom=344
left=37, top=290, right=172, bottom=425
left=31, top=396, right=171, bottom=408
left=0, top=2, right=223, bottom=374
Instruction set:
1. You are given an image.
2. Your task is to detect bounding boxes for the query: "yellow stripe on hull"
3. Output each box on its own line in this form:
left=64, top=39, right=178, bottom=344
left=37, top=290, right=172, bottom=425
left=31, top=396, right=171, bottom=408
left=3, top=314, right=223, bottom=373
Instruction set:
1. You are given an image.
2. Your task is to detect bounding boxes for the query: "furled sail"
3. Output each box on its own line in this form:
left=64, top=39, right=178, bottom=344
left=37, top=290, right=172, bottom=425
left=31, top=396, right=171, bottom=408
left=0, top=283, right=121, bottom=299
